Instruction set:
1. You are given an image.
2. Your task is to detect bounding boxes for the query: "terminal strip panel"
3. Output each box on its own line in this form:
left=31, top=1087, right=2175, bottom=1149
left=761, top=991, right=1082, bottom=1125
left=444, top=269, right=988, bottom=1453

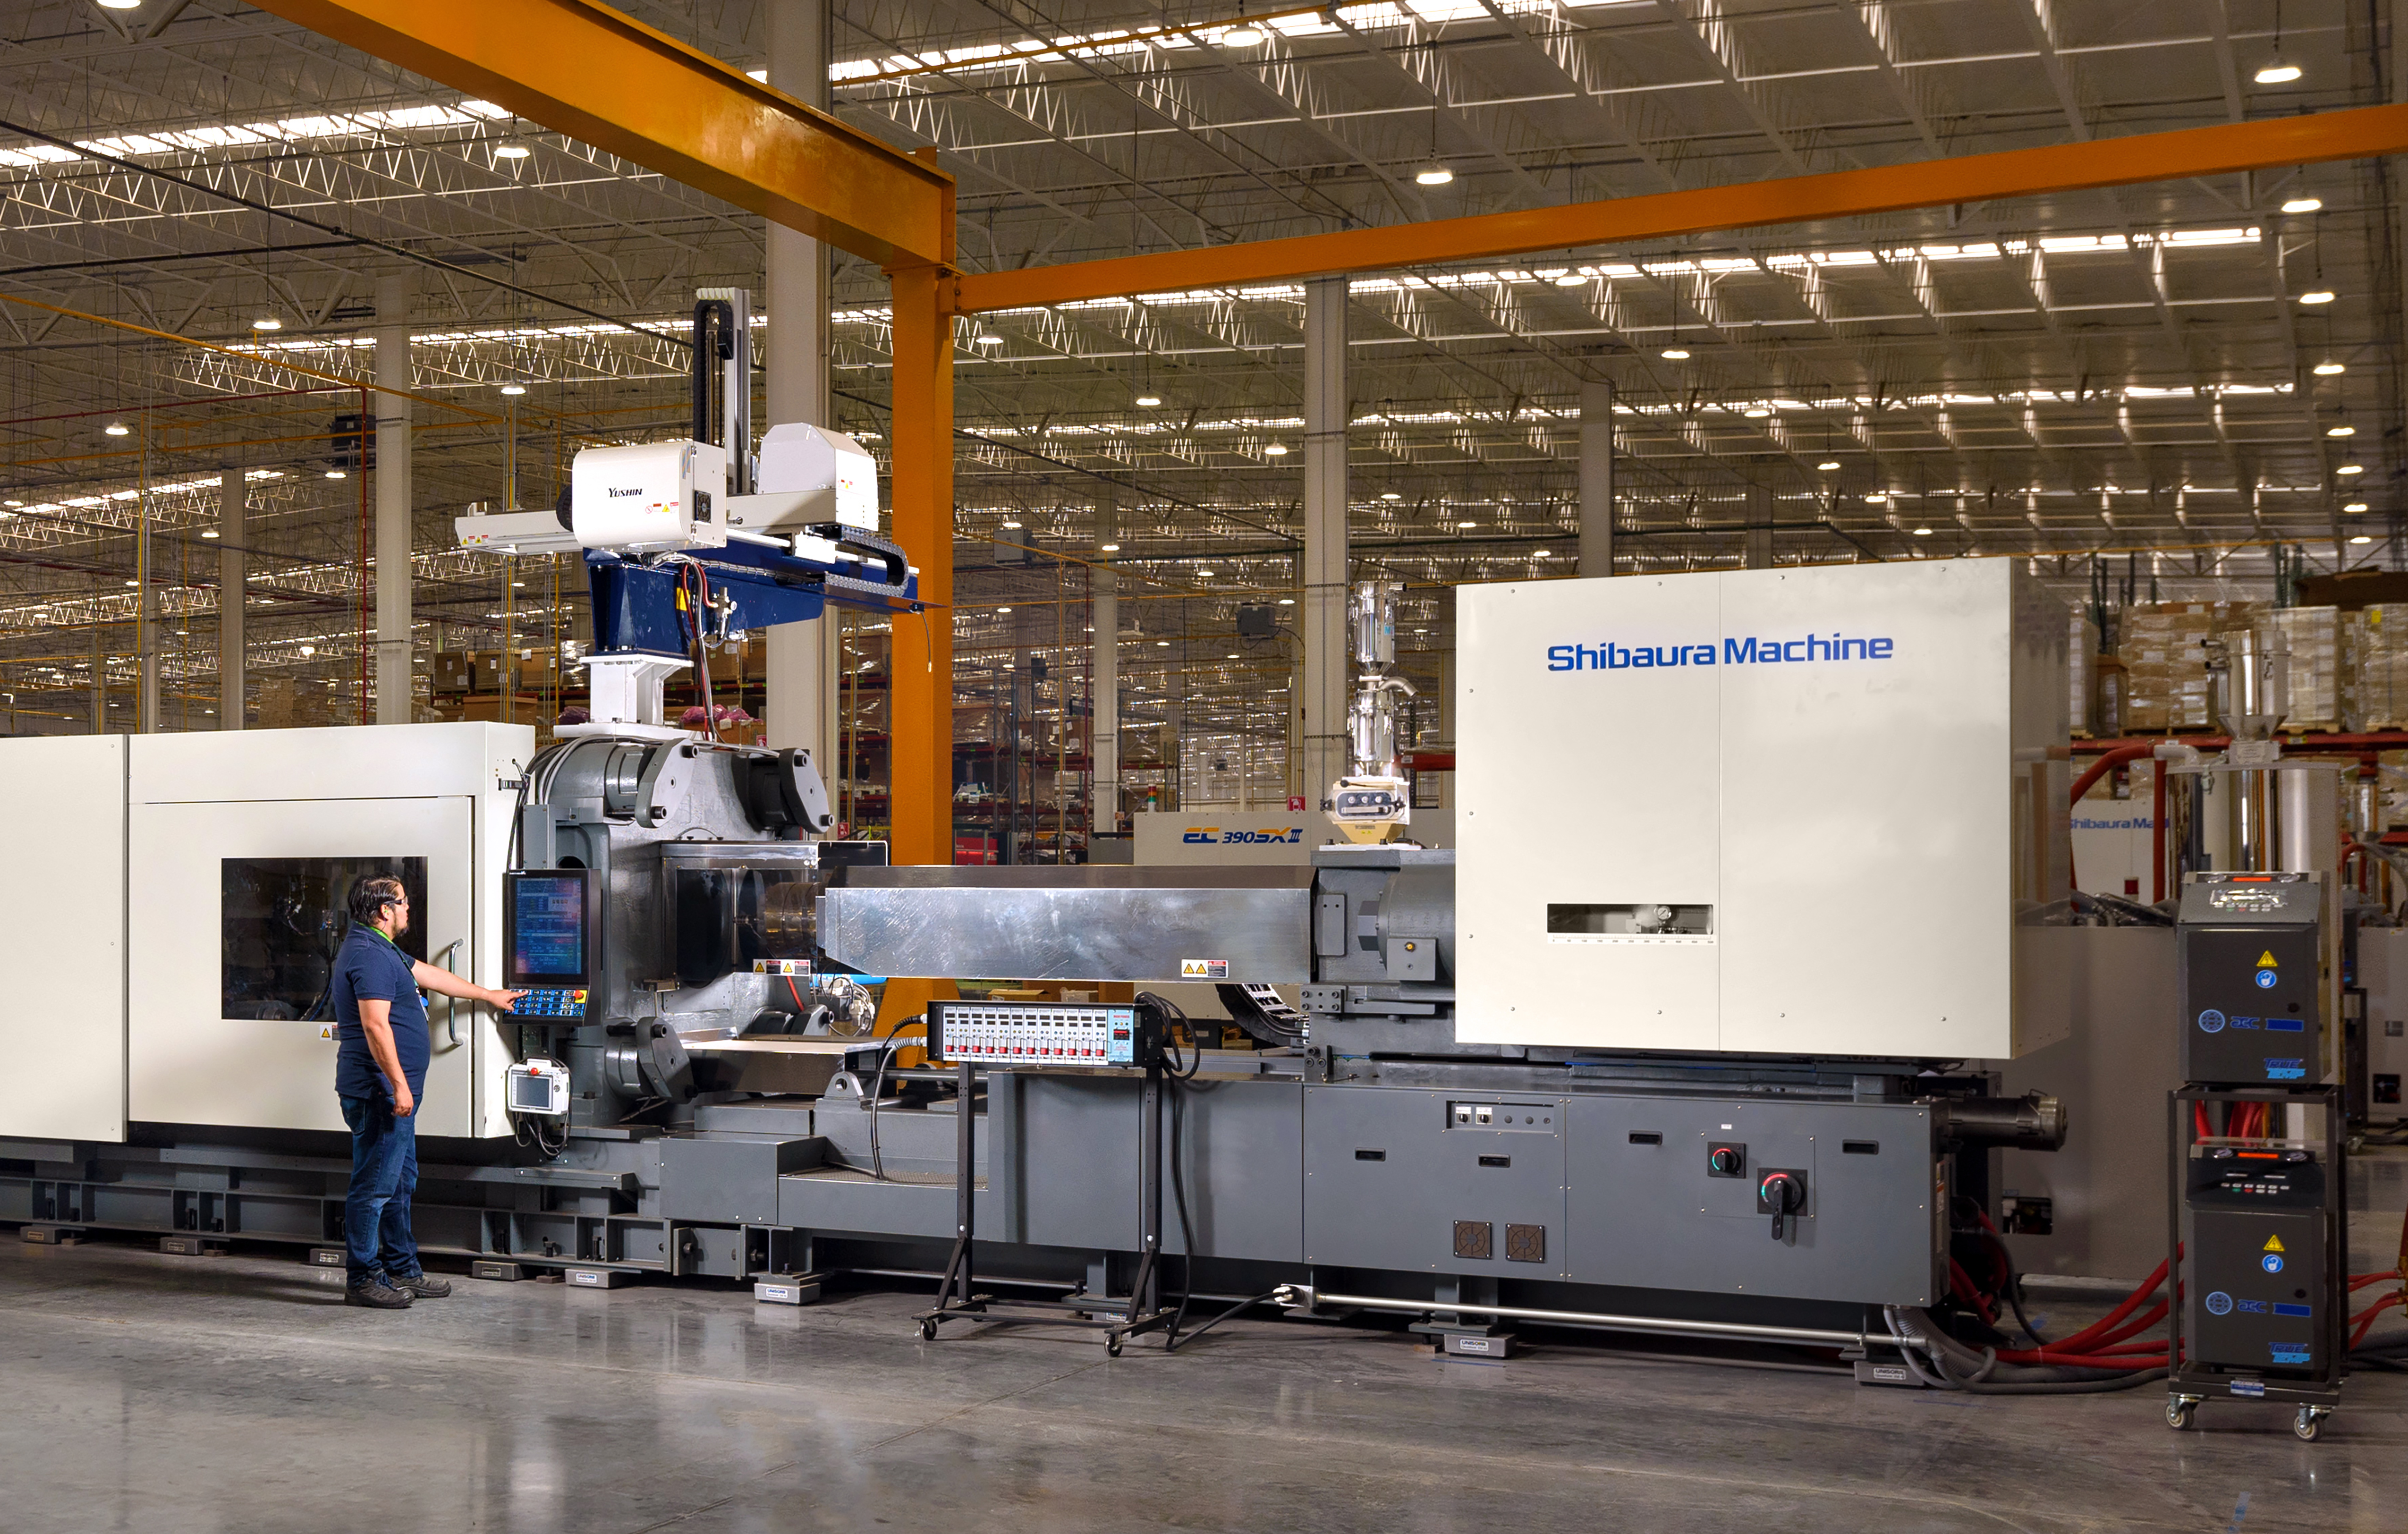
left=928, top=1001, right=1140, bottom=1066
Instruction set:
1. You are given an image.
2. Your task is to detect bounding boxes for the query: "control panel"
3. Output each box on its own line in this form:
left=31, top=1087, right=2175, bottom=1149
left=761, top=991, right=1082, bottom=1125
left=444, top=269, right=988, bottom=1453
left=506, top=1058, right=570, bottom=1116
left=512, top=987, right=588, bottom=1020
left=928, top=1000, right=1159, bottom=1068
left=2176, top=872, right=2323, bottom=1086
left=2183, top=1142, right=2331, bottom=1374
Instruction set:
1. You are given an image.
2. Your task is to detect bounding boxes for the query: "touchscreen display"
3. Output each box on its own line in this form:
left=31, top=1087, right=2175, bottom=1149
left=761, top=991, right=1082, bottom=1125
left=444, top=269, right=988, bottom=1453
left=511, top=873, right=586, bottom=983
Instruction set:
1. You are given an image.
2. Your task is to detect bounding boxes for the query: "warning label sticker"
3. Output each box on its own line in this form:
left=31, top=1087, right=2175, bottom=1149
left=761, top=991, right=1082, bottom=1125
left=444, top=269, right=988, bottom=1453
left=1180, top=958, right=1229, bottom=979
left=2264, top=1235, right=2286, bottom=1253
left=2257, top=949, right=2279, bottom=967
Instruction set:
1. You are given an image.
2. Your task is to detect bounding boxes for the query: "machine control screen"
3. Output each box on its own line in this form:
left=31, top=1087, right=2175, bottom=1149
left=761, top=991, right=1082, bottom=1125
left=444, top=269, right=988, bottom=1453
left=509, top=872, right=591, bottom=988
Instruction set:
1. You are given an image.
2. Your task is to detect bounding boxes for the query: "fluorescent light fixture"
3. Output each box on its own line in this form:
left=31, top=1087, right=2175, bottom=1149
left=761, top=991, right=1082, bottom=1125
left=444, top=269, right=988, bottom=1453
left=1912, top=526, right=1933, bottom=536
left=1135, top=394, right=1162, bottom=407
left=1743, top=407, right=1772, bottom=418
left=2328, top=424, right=2357, bottom=437
left=201, top=528, right=219, bottom=539
left=95, top=0, right=137, bottom=8
left=2346, top=501, right=2370, bottom=513
left=1278, top=597, right=1295, bottom=605
left=2353, top=534, right=2374, bottom=544
left=1000, top=519, right=1022, bottom=528
left=1222, top=20, right=1266, bottom=45
left=251, top=317, right=281, bottom=331
left=2255, top=61, right=2303, bottom=84
left=1533, top=549, right=1551, bottom=559
left=1552, top=272, right=1586, bottom=288
left=1380, top=492, right=1403, bottom=501
left=1817, top=460, right=1841, bottom=471
left=974, top=332, right=1003, bottom=346
left=2282, top=196, right=2323, bottom=213
left=1100, top=542, right=1121, bottom=552
left=2314, top=361, right=2346, bottom=375
left=499, top=382, right=527, bottom=396
left=1865, top=492, right=1888, bottom=503
left=1457, top=520, right=1477, bottom=528
left=122, top=578, right=138, bottom=586
left=2339, top=462, right=2364, bottom=475
left=2300, top=288, right=2337, bottom=305
left=1263, top=443, right=1289, bottom=456
left=1661, top=347, right=1690, bottom=360
left=1156, top=639, right=1170, bottom=646
left=298, top=644, right=316, bottom=656
left=996, top=606, right=1012, bottom=614
left=1197, top=568, right=1216, bottom=577
left=1415, top=166, right=1454, bottom=187
left=104, top=423, right=130, bottom=437
left=492, top=140, right=531, bottom=160
left=326, top=469, right=348, bottom=478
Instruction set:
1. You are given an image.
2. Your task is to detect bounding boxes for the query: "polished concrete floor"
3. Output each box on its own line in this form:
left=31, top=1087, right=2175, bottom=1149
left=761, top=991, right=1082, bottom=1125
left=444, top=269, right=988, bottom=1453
left=2, top=1200, right=2402, bottom=1534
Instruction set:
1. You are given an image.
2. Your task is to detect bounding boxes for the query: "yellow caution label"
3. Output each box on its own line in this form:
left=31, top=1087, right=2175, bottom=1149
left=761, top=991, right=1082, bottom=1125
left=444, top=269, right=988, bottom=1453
left=2257, top=950, right=2278, bottom=968
left=2264, top=1235, right=2286, bottom=1253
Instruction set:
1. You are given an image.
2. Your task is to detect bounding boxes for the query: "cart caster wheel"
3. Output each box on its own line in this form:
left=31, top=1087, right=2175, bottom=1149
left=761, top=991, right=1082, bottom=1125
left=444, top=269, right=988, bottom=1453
left=2294, top=1408, right=2323, bottom=1442
left=2166, top=1399, right=2195, bottom=1431
left=918, top=1318, right=938, bottom=1342
left=1105, top=1334, right=1125, bottom=1358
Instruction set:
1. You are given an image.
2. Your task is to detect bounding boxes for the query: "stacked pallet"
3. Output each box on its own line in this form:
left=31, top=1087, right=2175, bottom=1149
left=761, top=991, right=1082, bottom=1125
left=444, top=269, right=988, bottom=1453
left=2068, top=607, right=2099, bottom=736
left=2264, top=606, right=2343, bottom=731
left=2345, top=604, right=2408, bottom=729
left=2123, top=602, right=2265, bottom=731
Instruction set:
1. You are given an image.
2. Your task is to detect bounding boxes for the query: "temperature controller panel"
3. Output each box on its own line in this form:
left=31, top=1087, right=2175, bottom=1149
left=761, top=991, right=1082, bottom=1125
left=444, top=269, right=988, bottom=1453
left=927, top=1000, right=1155, bottom=1068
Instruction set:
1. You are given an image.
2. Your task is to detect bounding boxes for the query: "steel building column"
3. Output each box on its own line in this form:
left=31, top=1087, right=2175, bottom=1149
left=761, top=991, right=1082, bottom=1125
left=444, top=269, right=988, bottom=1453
left=885, top=253, right=956, bottom=868
left=219, top=468, right=245, bottom=729
left=374, top=272, right=414, bottom=725
left=1093, top=495, right=1119, bottom=832
left=248, top=0, right=950, bottom=268
left=88, top=621, right=103, bottom=734
left=1743, top=485, right=1774, bottom=569
left=1301, top=275, right=1350, bottom=811
left=1578, top=381, right=1616, bottom=577
left=763, top=0, right=840, bottom=768
left=957, top=104, right=2408, bottom=311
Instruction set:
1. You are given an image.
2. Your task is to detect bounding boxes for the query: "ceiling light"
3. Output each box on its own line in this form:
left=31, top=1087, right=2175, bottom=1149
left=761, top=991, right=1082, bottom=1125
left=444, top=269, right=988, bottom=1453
left=1278, top=597, right=1295, bottom=605
left=3, top=501, right=18, bottom=508
left=1533, top=549, right=1551, bottom=559
left=1156, top=640, right=1170, bottom=646
left=2283, top=196, right=2324, bottom=214
left=1135, top=394, right=1162, bottom=407
left=2255, top=60, right=2303, bottom=85
left=1457, top=520, right=1477, bottom=528
left=1100, top=542, right=1120, bottom=552
left=251, top=316, right=282, bottom=331
left=510, top=581, right=526, bottom=589
left=492, top=140, right=531, bottom=160
left=1380, top=492, right=1402, bottom=501
left=103, top=423, right=129, bottom=437
left=1743, top=407, right=1772, bottom=419
left=1197, top=568, right=1216, bottom=577
left=2339, top=462, right=2364, bottom=475
left=1911, top=526, right=1933, bottom=536
left=298, top=644, right=315, bottom=657
left=200, top=528, right=219, bottom=539
left=1222, top=19, right=1266, bottom=45
left=974, top=332, right=1003, bottom=346
left=2346, top=501, right=2370, bottom=513
left=1661, top=347, right=1690, bottom=360
left=2327, top=424, right=2356, bottom=437
left=2300, top=288, right=2336, bottom=305
left=996, top=606, right=1012, bottom=614
left=326, top=468, right=348, bottom=478
left=1415, top=165, right=1454, bottom=187
left=1817, top=460, right=1841, bottom=471
left=123, top=578, right=138, bottom=587
left=1001, top=519, right=1022, bottom=528
left=1552, top=272, right=1586, bottom=288
left=2353, top=534, right=2374, bottom=545
left=1263, top=443, right=1289, bottom=456
left=1226, top=653, right=1240, bottom=660
left=2314, top=362, right=2346, bottom=375
left=1865, top=492, right=1888, bottom=503
left=96, top=0, right=138, bottom=8
left=499, top=382, right=527, bottom=396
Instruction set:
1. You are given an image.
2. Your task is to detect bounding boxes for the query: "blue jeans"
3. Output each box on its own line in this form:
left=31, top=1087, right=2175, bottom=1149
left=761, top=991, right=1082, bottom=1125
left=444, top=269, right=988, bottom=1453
left=340, top=1093, right=421, bottom=1288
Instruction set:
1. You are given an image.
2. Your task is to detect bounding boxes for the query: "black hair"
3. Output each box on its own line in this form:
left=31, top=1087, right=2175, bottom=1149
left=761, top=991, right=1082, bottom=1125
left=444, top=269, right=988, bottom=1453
left=348, top=874, right=406, bottom=927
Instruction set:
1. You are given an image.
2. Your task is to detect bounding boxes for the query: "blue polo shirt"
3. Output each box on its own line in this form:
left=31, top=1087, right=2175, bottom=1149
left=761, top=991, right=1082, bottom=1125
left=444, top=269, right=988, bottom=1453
left=331, top=924, right=430, bottom=1102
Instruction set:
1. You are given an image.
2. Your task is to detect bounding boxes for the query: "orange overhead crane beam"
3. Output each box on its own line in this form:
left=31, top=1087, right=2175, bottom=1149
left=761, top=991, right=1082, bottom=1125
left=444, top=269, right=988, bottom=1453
left=250, top=0, right=952, bottom=269
left=956, top=102, right=2408, bottom=311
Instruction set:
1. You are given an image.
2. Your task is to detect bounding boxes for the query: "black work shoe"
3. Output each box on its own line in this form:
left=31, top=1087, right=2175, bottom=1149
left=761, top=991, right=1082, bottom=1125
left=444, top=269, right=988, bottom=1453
left=393, top=1273, right=451, bottom=1299
left=344, top=1280, right=414, bottom=1310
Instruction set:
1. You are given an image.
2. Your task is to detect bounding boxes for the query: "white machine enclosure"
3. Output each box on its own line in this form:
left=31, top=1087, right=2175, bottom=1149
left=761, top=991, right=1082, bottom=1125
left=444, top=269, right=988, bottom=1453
left=571, top=439, right=729, bottom=551
left=0, top=722, right=532, bottom=1143
left=1456, top=559, right=2071, bottom=1059
left=738, top=422, right=880, bottom=534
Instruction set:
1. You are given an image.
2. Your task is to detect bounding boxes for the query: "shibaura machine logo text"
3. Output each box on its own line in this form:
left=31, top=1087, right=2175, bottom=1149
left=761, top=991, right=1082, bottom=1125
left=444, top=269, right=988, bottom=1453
left=1184, top=826, right=1306, bottom=845
left=1547, top=632, right=1898, bottom=671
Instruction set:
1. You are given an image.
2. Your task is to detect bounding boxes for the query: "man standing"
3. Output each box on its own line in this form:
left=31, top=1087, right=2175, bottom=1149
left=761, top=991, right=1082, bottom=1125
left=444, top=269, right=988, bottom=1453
left=332, top=873, right=524, bottom=1309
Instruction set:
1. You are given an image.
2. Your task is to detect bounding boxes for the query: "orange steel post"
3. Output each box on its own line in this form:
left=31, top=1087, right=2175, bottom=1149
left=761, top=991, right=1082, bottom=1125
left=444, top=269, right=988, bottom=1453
left=957, top=103, right=2408, bottom=311
left=885, top=147, right=958, bottom=876
left=251, top=0, right=948, bottom=268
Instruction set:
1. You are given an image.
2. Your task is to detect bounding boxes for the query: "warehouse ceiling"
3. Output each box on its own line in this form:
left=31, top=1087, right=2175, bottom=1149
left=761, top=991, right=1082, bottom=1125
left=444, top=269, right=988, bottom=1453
left=0, top=0, right=2398, bottom=737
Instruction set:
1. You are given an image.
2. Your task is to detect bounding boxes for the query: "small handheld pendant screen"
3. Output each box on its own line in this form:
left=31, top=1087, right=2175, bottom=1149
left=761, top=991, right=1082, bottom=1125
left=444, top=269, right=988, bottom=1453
left=505, top=870, right=599, bottom=991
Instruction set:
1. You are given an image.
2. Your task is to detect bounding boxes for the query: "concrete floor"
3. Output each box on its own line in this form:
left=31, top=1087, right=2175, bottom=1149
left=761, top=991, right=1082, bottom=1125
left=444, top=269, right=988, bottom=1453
left=3, top=1172, right=2404, bottom=1534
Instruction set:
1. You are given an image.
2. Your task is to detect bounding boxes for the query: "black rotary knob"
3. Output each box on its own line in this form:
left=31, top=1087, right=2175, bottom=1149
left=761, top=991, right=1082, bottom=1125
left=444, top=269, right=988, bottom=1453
left=1709, top=1146, right=1745, bottom=1177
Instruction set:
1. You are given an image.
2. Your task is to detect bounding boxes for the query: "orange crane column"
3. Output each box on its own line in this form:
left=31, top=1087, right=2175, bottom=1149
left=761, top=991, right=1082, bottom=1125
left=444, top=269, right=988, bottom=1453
left=886, top=257, right=957, bottom=870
